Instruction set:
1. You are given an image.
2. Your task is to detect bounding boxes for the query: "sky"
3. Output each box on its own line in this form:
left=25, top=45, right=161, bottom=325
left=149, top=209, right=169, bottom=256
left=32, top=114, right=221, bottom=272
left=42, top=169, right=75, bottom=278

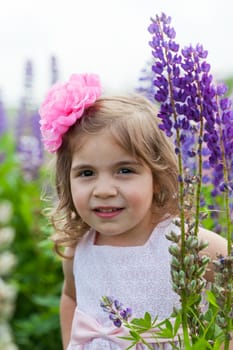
left=1, top=0, right=233, bottom=106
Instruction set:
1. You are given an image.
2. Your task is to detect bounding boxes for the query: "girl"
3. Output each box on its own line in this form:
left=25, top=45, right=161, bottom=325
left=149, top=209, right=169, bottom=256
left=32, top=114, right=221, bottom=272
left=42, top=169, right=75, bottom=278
left=39, top=73, right=228, bottom=350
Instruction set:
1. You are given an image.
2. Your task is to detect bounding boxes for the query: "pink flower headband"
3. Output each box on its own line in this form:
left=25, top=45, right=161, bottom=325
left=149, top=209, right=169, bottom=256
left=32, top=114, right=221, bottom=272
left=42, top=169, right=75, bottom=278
left=39, top=73, right=102, bottom=152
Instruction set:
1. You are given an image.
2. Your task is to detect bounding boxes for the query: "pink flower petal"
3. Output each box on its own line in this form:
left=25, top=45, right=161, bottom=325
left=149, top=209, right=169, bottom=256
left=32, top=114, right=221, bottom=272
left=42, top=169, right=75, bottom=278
left=39, top=73, right=102, bottom=152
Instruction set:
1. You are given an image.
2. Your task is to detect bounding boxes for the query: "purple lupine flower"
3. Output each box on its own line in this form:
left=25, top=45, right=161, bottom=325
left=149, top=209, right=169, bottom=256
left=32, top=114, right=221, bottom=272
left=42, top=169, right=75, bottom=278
left=148, top=14, right=212, bottom=166
left=147, top=15, right=233, bottom=342
left=15, top=59, right=44, bottom=180
left=109, top=313, right=122, bottom=328
left=114, top=299, right=123, bottom=310
left=16, top=135, right=43, bottom=181
left=148, top=14, right=177, bottom=136
left=25, top=60, right=33, bottom=90
left=100, top=296, right=132, bottom=327
left=148, top=12, right=233, bottom=200
left=137, top=13, right=233, bottom=237
left=136, top=61, right=157, bottom=102
left=100, top=296, right=114, bottom=312
left=31, top=111, right=44, bottom=161
left=15, top=99, right=27, bottom=143
left=24, top=60, right=34, bottom=109
left=15, top=106, right=44, bottom=180
left=203, top=84, right=233, bottom=196
left=120, top=307, right=132, bottom=320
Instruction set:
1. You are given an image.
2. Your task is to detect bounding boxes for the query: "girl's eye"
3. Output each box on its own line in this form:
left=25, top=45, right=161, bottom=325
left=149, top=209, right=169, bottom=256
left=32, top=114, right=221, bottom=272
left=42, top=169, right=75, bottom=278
left=118, top=168, right=134, bottom=174
left=78, top=170, right=94, bottom=177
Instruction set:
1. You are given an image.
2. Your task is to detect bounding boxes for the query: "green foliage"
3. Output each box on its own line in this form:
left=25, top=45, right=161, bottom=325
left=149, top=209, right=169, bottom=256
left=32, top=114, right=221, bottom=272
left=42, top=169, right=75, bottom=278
left=0, top=133, right=63, bottom=350
left=225, top=76, right=233, bottom=95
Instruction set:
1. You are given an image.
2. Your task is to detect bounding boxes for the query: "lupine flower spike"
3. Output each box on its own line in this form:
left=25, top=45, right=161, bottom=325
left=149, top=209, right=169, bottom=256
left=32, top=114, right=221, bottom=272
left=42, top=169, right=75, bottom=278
left=100, top=296, right=132, bottom=328
left=148, top=12, right=233, bottom=348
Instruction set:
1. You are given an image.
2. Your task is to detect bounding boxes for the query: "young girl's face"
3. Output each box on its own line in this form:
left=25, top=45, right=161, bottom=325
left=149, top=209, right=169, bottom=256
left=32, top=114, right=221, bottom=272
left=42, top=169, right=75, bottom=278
left=70, top=130, right=155, bottom=246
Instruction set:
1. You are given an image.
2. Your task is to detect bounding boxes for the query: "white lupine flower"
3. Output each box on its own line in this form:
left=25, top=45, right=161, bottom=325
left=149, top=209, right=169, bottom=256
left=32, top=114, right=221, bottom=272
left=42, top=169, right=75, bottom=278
left=0, top=202, right=13, bottom=225
left=0, top=302, right=15, bottom=320
left=0, top=252, right=17, bottom=276
left=0, top=227, right=15, bottom=247
left=0, top=200, right=17, bottom=350
left=0, top=278, right=17, bottom=320
left=0, top=323, right=18, bottom=350
left=0, top=272, right=17, bottom=300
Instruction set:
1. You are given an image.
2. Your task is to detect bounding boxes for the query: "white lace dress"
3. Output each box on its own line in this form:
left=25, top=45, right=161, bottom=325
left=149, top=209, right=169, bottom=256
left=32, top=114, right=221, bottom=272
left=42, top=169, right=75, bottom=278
left=67, top=219, right=180, bottom=350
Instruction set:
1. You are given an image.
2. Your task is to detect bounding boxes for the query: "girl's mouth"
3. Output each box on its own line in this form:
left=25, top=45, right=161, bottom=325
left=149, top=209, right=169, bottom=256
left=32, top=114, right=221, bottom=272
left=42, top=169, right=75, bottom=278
left=93, top=207, right=123, bottom=218
left=95, top=208, right=120, bottom=213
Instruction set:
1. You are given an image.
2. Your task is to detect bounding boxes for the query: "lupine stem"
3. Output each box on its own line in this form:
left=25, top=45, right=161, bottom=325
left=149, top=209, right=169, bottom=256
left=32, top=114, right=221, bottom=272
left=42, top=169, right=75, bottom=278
left=193, top=59, right=205, bottom=236
left=194, top=115, right=203, bottom=236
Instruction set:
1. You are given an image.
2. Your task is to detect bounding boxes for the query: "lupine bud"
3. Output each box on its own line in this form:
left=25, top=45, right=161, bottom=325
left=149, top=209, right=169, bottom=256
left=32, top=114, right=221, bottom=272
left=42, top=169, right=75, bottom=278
left=196, top=266, right=206, bottom=277
left=166, top=230, right=180, bottom=243
left=178, top=278, right=185, bottom=288
left=171, top=256, right=180, bottom=269
left=186, top=236, right=198, bottom=249
left=184, top=255, right=192, bottom=267
left=171, top=270, right=179, bottom=283
left=198, top=240, right=209, bottom=251
left=168, top=245, right=180, bottom=257
left=172, top=283, right=180, bottom=293
left=201, top=256, right=211, bottom=266
left=190, top=279, right=197, bottom=290
left=189, top=265, right=196, bottom=275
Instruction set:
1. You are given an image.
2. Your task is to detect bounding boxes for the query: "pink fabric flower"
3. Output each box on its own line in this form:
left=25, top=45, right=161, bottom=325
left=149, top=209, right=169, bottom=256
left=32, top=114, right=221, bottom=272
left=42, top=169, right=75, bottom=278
left=39, top=73, right=102, bottom=152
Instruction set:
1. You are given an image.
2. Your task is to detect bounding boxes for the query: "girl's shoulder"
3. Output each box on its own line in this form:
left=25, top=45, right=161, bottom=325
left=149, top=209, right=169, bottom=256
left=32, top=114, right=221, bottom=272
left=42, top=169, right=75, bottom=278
left=198, top=226, right=227, bottom=257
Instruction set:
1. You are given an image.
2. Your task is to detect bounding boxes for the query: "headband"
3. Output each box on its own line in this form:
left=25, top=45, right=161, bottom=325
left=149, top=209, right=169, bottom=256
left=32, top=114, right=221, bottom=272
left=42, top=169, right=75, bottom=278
left=39, top=73, right=102, bottom=153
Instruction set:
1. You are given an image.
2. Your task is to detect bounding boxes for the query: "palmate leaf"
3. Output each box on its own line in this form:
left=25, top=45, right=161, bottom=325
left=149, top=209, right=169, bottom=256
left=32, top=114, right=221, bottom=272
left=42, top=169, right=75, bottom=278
left=130, top=312, right=157, bottom=332
left=155, top=321, right=174, bottom=339
left=202, top=309, right=224, bottom=343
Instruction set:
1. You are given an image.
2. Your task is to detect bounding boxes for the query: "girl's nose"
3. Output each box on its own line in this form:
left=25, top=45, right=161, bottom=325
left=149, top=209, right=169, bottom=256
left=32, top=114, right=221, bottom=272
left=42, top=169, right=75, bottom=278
left=93, top=178, right=118, bottom=198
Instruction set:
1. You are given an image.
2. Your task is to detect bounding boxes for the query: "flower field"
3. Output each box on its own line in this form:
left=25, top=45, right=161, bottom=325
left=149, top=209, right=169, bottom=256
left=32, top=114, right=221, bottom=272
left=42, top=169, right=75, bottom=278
left=1, top=13, right=233, bottom=348
left=0, top=57, right=63, bottom=350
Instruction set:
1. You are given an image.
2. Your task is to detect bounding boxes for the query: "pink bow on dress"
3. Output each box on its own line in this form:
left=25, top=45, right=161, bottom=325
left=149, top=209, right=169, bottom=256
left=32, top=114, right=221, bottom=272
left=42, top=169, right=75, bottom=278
left=66, top=309, right=181, bottom=350
left=66, top=309, right=131, bottom=350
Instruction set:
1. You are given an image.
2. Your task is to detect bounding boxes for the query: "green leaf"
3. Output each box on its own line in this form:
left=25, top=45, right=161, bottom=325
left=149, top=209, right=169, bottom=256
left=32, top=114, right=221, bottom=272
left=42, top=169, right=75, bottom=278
left=205, top=290, right=218, bottom=308
left=144, top=312, right=152, bottom=327
left=190, top=338, right=212, bottom=349
left=32, top=295, right=60, bottom=309
left=129, top=330, right=141, bottom=341
left=131, top=312, right=153, bottom=331
left=165, top=319, right=173, bottom=333
left=173, top=313, right=182, bottom=335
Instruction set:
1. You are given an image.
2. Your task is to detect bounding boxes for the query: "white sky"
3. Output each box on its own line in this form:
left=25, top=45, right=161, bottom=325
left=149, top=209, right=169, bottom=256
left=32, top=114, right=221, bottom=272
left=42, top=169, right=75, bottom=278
left=1, top=0, right=233, bottom=106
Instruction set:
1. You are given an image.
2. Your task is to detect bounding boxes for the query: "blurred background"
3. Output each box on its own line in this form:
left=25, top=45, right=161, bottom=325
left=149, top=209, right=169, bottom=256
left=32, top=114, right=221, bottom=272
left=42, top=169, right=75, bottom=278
left=1, top=0, right=233, bottom=106
left=0, top=0, right=233, bottom=349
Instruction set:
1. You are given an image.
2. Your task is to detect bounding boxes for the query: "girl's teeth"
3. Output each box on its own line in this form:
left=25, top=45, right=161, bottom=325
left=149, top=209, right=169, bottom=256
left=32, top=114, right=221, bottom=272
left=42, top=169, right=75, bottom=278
left=98, top=208, right=117, bottom=212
